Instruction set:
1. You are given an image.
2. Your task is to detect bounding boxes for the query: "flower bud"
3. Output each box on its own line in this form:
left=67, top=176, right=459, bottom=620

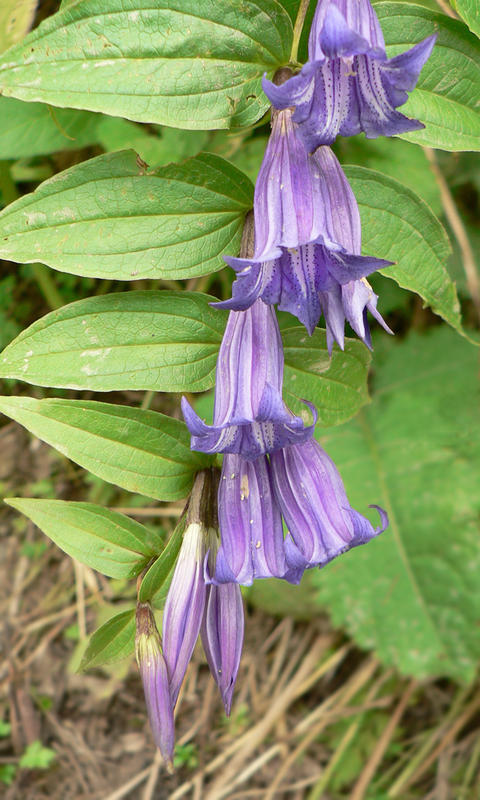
left=135, top=603, right=174, bottom=771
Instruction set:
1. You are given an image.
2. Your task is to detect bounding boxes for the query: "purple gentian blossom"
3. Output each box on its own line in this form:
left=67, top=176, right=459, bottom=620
left=217, top=110, right=392, bottom=350
left=162, top=518, right=207, bottom=705
left=135, top=603, right=175, bottom=770
left=270, top=438, right=388, bottom=572
left=182, top=299, right=315, bottom=459
left=201, top=582, right=244, bottom=715
left=214, top=453, right=298, bottom=585
left=263, top=0, right=436, bottom=151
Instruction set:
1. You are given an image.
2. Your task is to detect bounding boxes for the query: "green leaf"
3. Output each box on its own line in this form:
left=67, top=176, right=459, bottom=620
left=377, top=2, right=480, bottom=151
left=0, top=0, right=292, bottom=130
left=81, top=608, right=136, bottom=670
left=0, top=396, right=210, bottom=501
left=0, top=150, right=253, bottom=280
left=0, top=0, right=37, bottom=55
left=19, top=741, right=56, bottom=770
left=94, top=117, right=209, bottom=165
left=4, top=498, right=157, bottom=578
left=344, top=166, right=463, bottom=336
left=0, top=97, right=101, bottom=159
left=283, top=327, right=372, bottom=427
left=337, top=136, right=442, bottom=217
left=312, top=327, right=480, bottom=682
left=451, top=0, right=480, bottom=39
left=138, top=512, right=186, bottom=602
left=0, top=291, right=227, bottom=393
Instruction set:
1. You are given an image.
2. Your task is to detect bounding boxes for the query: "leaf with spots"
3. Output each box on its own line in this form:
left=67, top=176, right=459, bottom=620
left=0, top=0, right=292, bottom=130
left=0, top=150, right=253, bottom=280
left=0, top=291, right=228, bottom=393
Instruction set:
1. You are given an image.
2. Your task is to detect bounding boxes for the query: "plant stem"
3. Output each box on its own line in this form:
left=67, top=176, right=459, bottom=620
left=0, top=161, right=19, bottom=205
left=0, top=160, right=64, bottom=311
left=291, top=0, right=311, bottom=64
left=30, top=263, right=64, bottom=310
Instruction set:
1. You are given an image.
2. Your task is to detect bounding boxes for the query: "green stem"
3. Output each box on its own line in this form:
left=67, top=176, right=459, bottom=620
left=291, top=0, right=311, bottom=64
left=30, top=263, right=64, bottom=310
left=0, top=161, right=19, bottom=206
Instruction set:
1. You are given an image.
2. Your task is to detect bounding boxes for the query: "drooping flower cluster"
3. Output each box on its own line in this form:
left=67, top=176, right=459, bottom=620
left=136, top=0, right=434, bottom=765
left=215, top=108, right=393, bottom=350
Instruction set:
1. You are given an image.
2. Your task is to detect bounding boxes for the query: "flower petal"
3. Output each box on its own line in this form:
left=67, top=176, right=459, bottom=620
left=183, top=302, right=313, bottom=459
left=135, top=604, right=175, bottom=768
left=271, top=439, right=388, bottom=569
left=201, top=582, right=244, bottom=715
left=216, top=453, right=291, bottom=585
left=162, top=522, right=206, bottom=705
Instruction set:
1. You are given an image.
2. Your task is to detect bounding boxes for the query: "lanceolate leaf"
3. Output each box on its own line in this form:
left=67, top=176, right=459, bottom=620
left=4, top=498, right=157, bottom=579
left=0, top=0, right=292, bottom=130
left=0, top=397, right=211, bottom=501
left=138, top=512, right=186, bottom=603
left=0, top=150, right=253, bottom=280
left=344, top=166, right=463, bottom=336
left=0, top=292, right=227, bottom=393
left=452, top=0, right=480, bottom=39
left=81, top=609, right=136, bottom=670
left=283, top=327, right=371, bottom=427
left=377, top=2, right=480, bottom=151
left=312, top=327, right=480, bottom=683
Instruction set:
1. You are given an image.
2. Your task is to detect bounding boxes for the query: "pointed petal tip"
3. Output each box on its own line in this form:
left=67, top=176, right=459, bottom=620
left=368, top=504, right=389, bottom=533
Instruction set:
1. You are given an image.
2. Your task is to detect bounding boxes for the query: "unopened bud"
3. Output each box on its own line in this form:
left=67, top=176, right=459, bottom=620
left=135, top=603, right=174, bottom=771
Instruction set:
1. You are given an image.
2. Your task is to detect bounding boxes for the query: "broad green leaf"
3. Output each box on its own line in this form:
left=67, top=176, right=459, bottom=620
left=0, top=150, right=253, bottom=280
left=4, top=498, right=157, bottom=578
left=0, top=97, right=101, bottom=159
left=94, top=117, right=209, bottom=165
left=451, top=0, right=480, bottom=39
left=0, top=0, right=37, bottom=54
left=0, top=0, right=292, bottom=130
left=0, top=291, right=227, bottom=393
left=0, top=396, right=210, bottom=501
left=338, top=136, right=442, bottom=217
left=283, top=327, right=372, bottom=427
left=138, top=512, right=186, bottom=602
left=310, top=327, right=480, bottom=682
left=344, top=166, right=462, bottom=335
left=81, top=609, right=135, bottom=670
left=377, top=2, right=480, bottom=151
